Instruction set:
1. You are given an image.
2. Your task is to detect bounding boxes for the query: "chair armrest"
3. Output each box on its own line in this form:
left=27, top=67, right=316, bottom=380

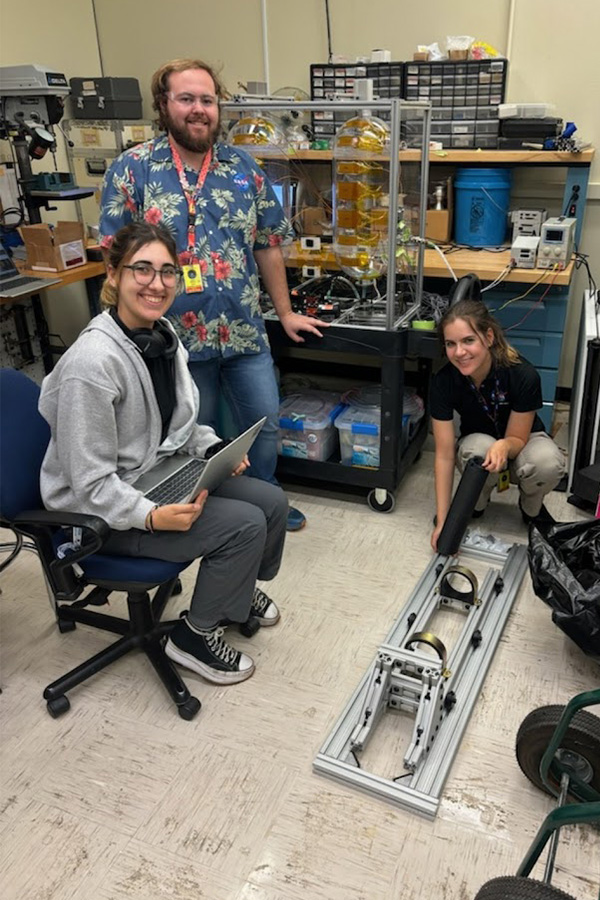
left=13, top=509, right=111, bottom=600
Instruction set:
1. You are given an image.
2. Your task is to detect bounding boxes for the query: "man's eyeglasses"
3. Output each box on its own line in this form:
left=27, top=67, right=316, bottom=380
left=167, top=92, right=217, bottom=109
left=123, top=263, right=182, bottom=287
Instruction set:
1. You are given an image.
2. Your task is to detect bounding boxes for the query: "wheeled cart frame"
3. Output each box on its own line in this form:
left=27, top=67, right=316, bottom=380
left=314, top=539, right=529, bottom=818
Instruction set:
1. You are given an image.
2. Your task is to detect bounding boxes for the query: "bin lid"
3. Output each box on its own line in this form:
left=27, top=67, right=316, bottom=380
left=278, top=391, right=344, bottom=431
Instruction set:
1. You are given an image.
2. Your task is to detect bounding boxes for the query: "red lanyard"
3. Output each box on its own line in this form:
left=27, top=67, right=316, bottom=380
left=169, top=137, right=212, bottom=256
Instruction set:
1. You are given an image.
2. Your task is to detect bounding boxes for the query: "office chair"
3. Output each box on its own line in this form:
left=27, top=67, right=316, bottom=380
left=0, top=368, right=201, bottom=720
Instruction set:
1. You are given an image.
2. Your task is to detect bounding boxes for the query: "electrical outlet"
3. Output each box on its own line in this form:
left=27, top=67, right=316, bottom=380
left=301, top=236, right=321, bottom=251
left=302, top=265, right=321, bottom=278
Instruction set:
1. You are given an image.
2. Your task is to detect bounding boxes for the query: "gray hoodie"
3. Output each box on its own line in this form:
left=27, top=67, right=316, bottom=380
left=39, top=311, right=220, bottom=531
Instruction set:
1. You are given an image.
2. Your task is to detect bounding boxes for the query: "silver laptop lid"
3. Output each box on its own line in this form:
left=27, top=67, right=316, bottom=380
left=0, top=246, right=19, bottom=281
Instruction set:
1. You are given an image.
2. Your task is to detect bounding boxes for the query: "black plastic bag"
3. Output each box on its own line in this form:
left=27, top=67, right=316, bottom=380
left=528, top=519, right=600, bottom=659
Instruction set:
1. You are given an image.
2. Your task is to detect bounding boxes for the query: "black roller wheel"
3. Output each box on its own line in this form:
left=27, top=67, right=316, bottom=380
left=47, top=695, right=70, bottom=718
left=516, top=704, right=600, bottom=802
left=239, top=616, right=260, bottom=638
left=178, top=696, right=201, bottom=720
left=172, top=578, right=183, bottom=596
left=474, top=876, right=577, bottom=899
left=367, top=489, right=395, bottom=513
left=57, top=619, right=76, bottom=634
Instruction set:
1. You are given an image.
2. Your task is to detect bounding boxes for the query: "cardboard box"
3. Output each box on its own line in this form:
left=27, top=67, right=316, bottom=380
left=300, top=206, right=331, bottom=236
left=425, top=177, right=453, bottom=244
left=21, top=221, right=87, bottom=272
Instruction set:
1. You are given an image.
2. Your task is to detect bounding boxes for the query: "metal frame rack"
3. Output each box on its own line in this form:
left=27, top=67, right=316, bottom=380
left=222, top=99, right=433, bottom=510
left=314, top=538, right=529, bottom=817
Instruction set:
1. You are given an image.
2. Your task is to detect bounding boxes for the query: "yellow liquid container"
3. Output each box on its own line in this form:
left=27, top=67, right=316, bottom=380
left=227, top=114, right=286, bottom=155
left=333, top=116, right=390, bottom=281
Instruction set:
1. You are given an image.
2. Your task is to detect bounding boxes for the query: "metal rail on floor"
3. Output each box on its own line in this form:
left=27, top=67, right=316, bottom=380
left=313, top=540, right=529, bottom=818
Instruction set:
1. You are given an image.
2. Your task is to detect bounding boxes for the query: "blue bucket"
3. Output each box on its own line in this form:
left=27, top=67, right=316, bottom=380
left=454, top=168, right=512, bottom=247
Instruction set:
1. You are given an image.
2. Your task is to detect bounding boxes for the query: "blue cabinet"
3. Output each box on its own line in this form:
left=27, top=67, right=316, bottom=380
left=484, top=282, right=570, bottom=426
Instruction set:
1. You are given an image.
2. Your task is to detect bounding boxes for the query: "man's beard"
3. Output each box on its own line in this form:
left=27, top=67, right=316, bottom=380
left=165, top=109, right=220, bottom=154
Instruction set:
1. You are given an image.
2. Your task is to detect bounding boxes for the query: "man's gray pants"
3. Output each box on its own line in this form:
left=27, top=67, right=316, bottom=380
left=457, top=432, right=566, bottom=517
left=103, top=477, right=288, bottom=629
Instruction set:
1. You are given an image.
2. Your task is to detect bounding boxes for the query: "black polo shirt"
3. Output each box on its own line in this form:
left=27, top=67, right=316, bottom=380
left=430, top=357, right=545, bottom=438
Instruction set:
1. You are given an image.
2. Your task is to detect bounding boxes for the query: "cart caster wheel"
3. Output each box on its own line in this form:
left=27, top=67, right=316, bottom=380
left=178, top=696, right=201, bottom=720
left=516, top=704, right=600, bottom=802
left=47, top=695, right=70, bottom=718
left=367, top=489, right=395, bottom=513
left=474, top=875, right=577, bottom=899
left=57, top=619, right=76, bottom=634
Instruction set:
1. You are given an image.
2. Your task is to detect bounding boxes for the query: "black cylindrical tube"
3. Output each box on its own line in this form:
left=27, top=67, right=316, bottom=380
left=437, top=456, right=489, bottom=556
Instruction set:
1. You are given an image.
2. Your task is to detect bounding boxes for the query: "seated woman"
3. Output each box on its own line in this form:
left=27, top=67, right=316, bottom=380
left=430, top=298, right=566, bottom=551
left=39, top=222, right=288, bottom=684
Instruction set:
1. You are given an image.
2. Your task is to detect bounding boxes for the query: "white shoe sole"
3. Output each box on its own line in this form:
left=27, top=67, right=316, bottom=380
left=256, top=606, right=280, bottom=627
left=165, top=639, right=255, bottom=685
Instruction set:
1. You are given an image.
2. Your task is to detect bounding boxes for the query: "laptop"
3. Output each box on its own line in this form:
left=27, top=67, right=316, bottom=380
left=0, top=246, right=61, bottom=299
left=133, top=417, right=267, bottom=506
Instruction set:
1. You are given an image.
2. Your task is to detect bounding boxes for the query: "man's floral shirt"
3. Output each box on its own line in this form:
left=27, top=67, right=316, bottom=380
left=99, top=136, right=293, bottom=360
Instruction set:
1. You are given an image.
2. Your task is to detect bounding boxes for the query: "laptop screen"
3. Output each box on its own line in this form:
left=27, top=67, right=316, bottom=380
left=0, top=247, right=19, bottom=281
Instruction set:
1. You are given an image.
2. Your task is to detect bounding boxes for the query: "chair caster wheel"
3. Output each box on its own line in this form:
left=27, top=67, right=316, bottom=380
left=172, top=578, right=183, bottom=596
left=239, top=616, right=260, bottom=638
left=47, top=695, right=70, bottom=718
left=57, top=619, right=76, bottom=633
left=179, top=609, right=189, bottom=619
left=178, top=696, right=201, bottom=720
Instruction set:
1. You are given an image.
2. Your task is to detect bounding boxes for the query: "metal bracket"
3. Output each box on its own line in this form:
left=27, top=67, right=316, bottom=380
left=313, top=541, right=529, bottom=818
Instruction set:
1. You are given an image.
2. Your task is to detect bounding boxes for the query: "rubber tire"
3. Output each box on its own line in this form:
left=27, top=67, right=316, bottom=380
left=47, top=695, right=70, bottom=718
left=367, top=490, right=396, bottom=513
left=516, top=704, right=600, bottom=801
left=178, top=696, right=201, bottom=720
left=474, top=876, right=577, bottom=900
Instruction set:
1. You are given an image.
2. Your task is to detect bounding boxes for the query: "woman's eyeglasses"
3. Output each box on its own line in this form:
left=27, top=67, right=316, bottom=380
left=123, top=263, right=182, bottom=287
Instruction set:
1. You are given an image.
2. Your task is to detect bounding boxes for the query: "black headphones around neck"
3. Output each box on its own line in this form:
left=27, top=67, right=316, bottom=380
left=110, top=308, right=178, bottom=359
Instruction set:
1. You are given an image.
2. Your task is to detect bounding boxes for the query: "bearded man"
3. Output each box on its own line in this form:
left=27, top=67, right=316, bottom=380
left=100, top=59, right=327, bottom=530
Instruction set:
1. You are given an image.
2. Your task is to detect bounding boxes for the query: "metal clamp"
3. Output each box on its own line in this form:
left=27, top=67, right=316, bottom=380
left=405, top=631, right=448, bottom=672
left=438, top=565, right=479, bottom=606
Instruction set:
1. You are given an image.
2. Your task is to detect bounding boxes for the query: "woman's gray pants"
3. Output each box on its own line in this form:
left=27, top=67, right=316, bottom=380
left=103, top=477, right=288, bottom=629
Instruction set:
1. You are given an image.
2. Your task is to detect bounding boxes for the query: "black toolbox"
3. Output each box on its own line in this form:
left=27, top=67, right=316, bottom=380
left=69, top=77, right=143, bottom=119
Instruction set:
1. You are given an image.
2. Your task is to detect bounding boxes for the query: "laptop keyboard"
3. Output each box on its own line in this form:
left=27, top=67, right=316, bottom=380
left=3, top=276, right=45, bottom=289
left=145, top=458, right=206, bottom=505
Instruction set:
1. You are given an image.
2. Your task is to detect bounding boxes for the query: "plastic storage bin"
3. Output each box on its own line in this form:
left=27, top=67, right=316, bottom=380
left=278, top=391, right=344, bottom=461
left=335, top=405, right=411, bottom=468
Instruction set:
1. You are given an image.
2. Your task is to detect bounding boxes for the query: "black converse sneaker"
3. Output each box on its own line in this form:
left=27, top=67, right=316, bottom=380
left=250, top=586, right=280, bottom=626
left=165, top=620, right=254, bottom=684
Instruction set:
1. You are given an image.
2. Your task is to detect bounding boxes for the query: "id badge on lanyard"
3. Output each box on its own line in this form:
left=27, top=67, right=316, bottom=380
left=170, top=138, right=211, bottom=294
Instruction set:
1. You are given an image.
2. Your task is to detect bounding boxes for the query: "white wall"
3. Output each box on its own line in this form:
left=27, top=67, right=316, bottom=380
left=0, top=0, right=102, bottom=345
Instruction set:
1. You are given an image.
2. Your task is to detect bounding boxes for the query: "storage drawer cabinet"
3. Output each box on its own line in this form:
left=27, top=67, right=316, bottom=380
left=537, top=367, right=560, bottom=403
left=507, top=331, right=563, bottom=369
left=538, top=403, right=554, bottom=432
left=486, top=287, right=568, bottom=333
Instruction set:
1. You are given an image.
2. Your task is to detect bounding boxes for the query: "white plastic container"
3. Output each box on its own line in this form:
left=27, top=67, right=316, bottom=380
left=277, top=391, right=344, bottom=461
left=498, top=102, right=556, bottom=119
